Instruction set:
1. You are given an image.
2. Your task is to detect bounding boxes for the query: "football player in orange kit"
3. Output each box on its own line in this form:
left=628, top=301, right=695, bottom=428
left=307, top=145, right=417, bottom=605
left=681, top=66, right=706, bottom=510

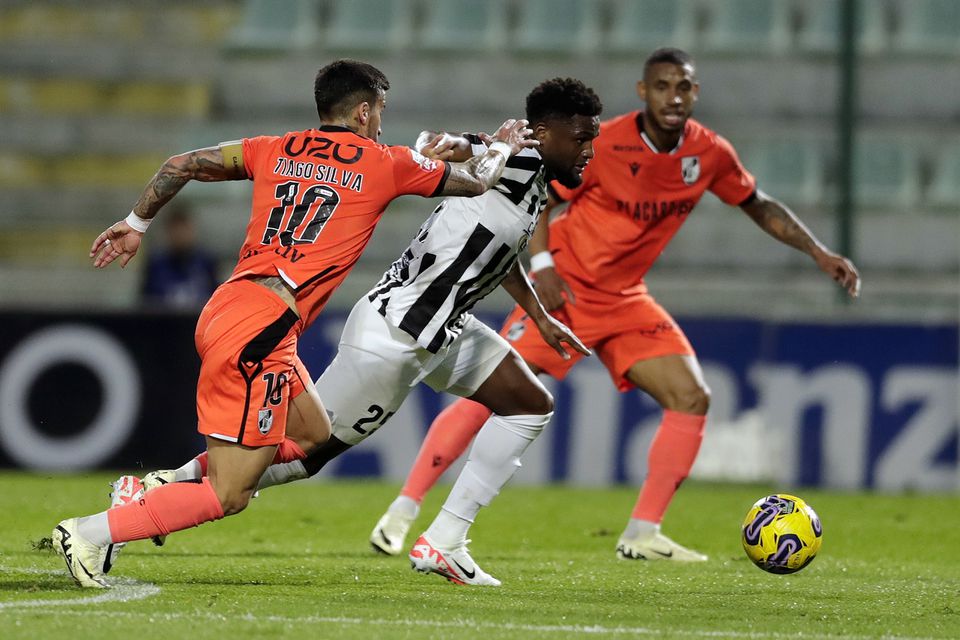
left=371, top=48, right=861, bottom=562
left=51, top=59, right=538, bottom=588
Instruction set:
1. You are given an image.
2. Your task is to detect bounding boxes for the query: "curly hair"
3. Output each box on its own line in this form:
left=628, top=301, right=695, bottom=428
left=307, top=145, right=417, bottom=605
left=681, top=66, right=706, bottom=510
left=525, top=77, right=603, bottom=125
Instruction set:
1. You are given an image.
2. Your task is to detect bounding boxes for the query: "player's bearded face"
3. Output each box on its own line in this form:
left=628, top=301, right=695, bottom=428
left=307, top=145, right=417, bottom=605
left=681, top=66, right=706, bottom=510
left=639, top=63, right=698, bottom=132
left=543, top=115, right=600, bottom=188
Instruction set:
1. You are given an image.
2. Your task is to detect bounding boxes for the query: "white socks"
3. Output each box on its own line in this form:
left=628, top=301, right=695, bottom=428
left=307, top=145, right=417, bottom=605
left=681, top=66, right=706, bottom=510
left=623, top=518, right=660, bottom=540
left=173, top=458, right=202, bottom=482
left=425, top=412, right=551, bottom=549
left=256, top=460, right=309, bottom=490
left=389, top=494, right=420, bottom=520
left=76, top=512, right=113, bottom=546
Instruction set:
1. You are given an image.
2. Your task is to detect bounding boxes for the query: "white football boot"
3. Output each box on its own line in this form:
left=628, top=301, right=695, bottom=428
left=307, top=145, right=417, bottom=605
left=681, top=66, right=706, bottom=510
left=104, top=475, right=146, bottom=572
left=142, top=470, right=177, bottom=546
left=370, top=510, right=415, bottom=556
left=53, top=518, right=110, bottom=588
left=409, top=534, right=501, bottom=586
left=616, top=531, right=708, bottom=562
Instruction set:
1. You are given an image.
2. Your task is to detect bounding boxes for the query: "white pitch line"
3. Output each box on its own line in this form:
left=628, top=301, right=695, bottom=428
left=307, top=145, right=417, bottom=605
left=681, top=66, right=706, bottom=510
left=0, top=567, right=160, bottom=610
left=0, top=607, right=937, bottom=640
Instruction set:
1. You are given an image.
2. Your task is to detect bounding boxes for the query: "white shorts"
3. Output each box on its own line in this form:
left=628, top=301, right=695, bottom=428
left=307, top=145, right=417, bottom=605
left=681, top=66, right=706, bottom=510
left=316, top=296, right=511, bottom=445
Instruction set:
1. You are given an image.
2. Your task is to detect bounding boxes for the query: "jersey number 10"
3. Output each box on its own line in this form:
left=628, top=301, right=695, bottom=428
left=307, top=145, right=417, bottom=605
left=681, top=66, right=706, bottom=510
left=262, top=181, right=341, bottom=246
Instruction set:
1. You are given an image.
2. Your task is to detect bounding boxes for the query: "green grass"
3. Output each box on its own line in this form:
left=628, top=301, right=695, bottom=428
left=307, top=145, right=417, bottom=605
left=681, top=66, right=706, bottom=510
left=0, top=472, right=957, bottom=639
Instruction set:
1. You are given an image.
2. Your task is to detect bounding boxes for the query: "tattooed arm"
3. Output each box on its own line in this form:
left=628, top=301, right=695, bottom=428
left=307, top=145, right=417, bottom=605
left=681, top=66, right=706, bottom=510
left=434, top=118, right=539, bottom=198
left=740, top=189, right=861, bottom=298
left=90, top=142, right=246, bottom=269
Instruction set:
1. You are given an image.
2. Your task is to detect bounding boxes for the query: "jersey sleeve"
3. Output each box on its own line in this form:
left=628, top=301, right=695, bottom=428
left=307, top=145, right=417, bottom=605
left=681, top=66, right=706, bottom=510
left=390, top=145, right=451, bottom=198
left=709, top=135, right=757, bottom=205
left=241, top=135, right=279, bottom=179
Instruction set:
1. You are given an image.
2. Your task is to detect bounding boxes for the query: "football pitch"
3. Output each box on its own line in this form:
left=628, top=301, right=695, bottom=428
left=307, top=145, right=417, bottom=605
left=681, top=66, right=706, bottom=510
left=1, top=473, right=957, bottom=639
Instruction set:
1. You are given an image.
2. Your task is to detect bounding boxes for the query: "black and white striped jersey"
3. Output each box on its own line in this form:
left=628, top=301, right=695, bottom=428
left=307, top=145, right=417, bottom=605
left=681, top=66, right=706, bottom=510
left=368, top=142, right=546, bottom=353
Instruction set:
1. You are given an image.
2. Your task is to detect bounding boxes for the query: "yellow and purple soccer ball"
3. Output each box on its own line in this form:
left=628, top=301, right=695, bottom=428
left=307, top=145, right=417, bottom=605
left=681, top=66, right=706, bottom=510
left=741, top=494, right=822, bottom=574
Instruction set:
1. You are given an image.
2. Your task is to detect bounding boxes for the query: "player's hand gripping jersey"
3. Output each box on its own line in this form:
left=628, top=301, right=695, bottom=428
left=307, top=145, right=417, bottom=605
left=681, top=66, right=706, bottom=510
left=549, top=112, right=756, bottom=302
left=228, top=125, right=450, bottom=326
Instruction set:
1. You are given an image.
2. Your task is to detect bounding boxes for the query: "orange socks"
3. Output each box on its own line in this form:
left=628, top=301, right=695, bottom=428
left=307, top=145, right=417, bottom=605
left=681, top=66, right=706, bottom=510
left=274, top=438, right=306, bottom=463
left=400, top=399, right=492, bottom=503
left=107, top=477, right=224, bottom=542
left=631, top=410, right=706, bottom=523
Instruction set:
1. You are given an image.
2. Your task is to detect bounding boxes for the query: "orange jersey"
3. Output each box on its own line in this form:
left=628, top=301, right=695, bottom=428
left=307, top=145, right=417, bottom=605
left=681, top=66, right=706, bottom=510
left=549, top=112, right=756, bottom=302
left=228, top=126, right=449, bottom=326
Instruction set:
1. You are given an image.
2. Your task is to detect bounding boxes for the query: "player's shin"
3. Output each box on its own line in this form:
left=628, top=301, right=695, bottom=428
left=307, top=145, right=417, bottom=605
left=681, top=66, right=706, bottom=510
left=630, top=410, right=706, bottom=527
left=105, top=478, right=224, bottom=543
left=400, top=399, right=492, bottom=504
left=425, top=412, right=551, bottom=549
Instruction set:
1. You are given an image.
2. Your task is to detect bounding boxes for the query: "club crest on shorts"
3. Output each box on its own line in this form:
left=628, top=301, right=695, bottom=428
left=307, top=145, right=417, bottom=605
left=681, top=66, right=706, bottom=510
left=506, top=320, right=527, bottom=342
left=258, top=408, right=274, bottom=435
left=681, top=156, right=700, bottom=185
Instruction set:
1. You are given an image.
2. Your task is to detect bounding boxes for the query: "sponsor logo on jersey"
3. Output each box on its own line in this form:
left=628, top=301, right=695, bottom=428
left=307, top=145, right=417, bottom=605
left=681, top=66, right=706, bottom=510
left=615, top=199, right=696, bottom=222
left=410, top=149, right=439, bottom=172
left=258, top=408, right=274, bottom=435
left=681, top=156, right=700, bottom=185
left=613, top=145, right=646, bottom=152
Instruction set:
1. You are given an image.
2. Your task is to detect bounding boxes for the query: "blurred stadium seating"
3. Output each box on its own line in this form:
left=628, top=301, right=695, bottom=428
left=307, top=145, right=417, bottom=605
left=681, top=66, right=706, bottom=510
left=796, top=0, right=888, bottom=55
left=605, top=0, right=698, bottom=54
left=0, top=0, right=956, bottom=320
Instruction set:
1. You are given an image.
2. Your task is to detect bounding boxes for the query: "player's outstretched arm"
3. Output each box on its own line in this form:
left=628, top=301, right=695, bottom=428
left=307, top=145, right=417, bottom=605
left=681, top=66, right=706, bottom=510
left=500, top=260, right=590, bottom=361
left=528, top=194, right=576, bottom=311
left=437, top=119, right=538, bottom=197
left=90, top=143, right=246, bottom=269
left=740, top=189, right=861, bottom=298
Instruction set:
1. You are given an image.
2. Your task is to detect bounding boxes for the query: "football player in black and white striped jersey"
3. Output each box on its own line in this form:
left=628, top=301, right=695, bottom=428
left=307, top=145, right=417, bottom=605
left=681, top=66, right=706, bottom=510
left=255, top=78, right=602, bottom=585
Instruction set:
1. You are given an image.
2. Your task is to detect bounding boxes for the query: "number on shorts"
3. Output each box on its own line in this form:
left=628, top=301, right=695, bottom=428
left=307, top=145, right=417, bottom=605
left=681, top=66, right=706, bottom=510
left=262, top=372, right=287, bottom=407
left=351, top=404, right=395, bottom=435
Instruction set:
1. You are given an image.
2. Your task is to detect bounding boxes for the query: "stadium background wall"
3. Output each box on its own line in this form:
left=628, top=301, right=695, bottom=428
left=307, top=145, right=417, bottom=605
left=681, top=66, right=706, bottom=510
left=0, top=310, right=955, bottom=492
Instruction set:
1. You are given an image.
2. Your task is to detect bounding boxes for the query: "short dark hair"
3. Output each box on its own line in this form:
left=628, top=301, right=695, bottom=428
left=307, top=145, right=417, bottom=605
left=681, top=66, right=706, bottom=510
left=525, top=78, right=603, bottom=125
left=313, top=59, right=390, bottom=120
left=643, top=47, right=695, bottom=79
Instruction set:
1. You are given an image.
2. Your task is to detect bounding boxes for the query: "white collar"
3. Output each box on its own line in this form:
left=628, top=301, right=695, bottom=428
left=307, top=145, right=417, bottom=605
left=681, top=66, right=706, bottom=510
left=640, top=130, right=684, bottom=155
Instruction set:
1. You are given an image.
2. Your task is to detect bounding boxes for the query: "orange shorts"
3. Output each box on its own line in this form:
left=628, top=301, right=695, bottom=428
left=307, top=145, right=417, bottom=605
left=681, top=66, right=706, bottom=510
left=194, top=279, right=308, bottom=447
left=500, top=291, right=694, bottom=391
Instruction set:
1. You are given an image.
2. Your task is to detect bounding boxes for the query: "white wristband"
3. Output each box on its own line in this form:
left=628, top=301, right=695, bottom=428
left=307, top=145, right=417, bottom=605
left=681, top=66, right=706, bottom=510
left=488, top=141, right=512, bottom=162
left=125, top=211, right=152, bottom=233
left=529, top=251, right=555, bottom=273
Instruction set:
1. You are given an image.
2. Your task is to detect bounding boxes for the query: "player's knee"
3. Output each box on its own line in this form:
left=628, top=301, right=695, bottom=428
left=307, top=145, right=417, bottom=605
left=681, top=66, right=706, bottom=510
left=664, top=384, right=710, bottom=415
left=218, top=489, right=254, bottom=516
left=526, top=387, right=554, bottom=416
left=209, top=478, right=256, bottom=516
